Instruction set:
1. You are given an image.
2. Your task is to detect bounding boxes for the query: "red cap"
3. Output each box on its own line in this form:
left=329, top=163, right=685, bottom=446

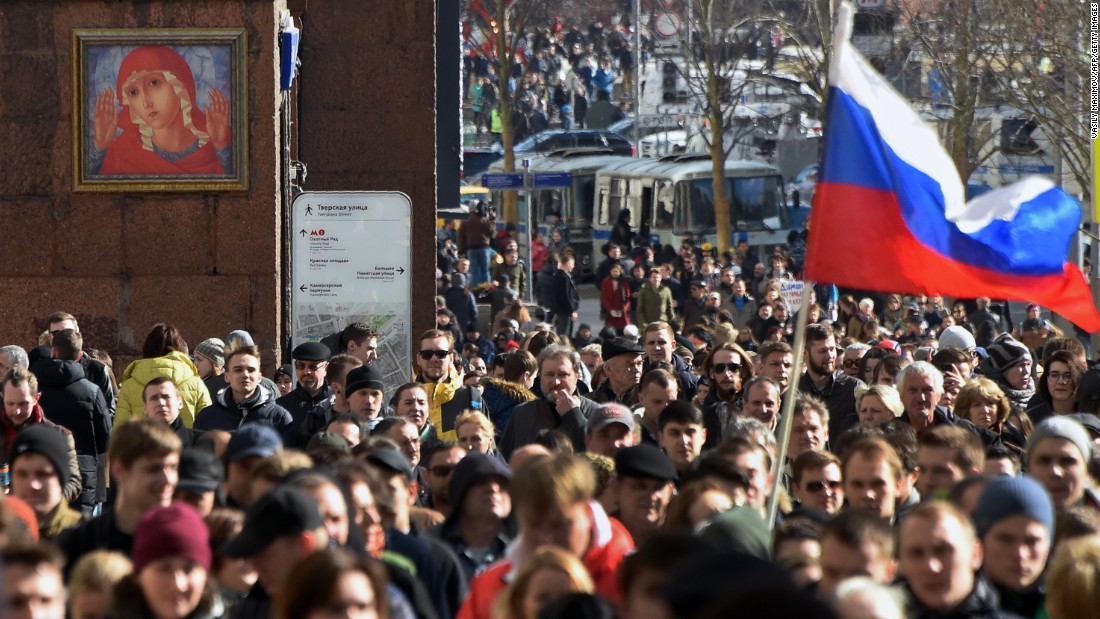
left=131, top=502, right=211, bottom=573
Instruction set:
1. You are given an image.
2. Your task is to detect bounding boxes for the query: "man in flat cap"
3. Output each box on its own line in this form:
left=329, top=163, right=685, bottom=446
left=277, top=342, right=334, bottom=439
left=590, top=337, right=645, bottom=406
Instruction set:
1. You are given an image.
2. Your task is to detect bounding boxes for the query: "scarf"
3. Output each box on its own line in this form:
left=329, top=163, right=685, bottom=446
left=2, top=403, right=44, bottom=458
left=421, top=366, right=463, bottom=441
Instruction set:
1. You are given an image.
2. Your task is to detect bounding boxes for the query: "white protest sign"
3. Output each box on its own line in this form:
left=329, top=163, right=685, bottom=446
left=779, top=280, right=806, bottom=311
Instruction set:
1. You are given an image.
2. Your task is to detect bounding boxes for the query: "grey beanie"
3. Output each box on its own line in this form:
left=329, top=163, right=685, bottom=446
left=938, top=325, right=976, bottom=352
left=1028, top=417, right=1092, bottom=463
left=973, top=475, right=1054, bottom=538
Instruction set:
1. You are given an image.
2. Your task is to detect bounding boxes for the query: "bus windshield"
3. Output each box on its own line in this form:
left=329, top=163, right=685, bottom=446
left=684, top=175, right=785, bottom=231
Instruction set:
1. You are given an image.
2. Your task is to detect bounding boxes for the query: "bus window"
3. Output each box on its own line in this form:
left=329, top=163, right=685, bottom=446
left=574, top=175, right=595, bottom=224
left=598, top=187, right=610, bottom=225
left=605, top=178, right=626, bottom=226
left=655, top=181, right=675, bottom=229
left=684, top=178, right=719, bottom=230
left=627, top=179, right=644, bottom=226
left=731, top=175, right=783, bottom=231
left=540, top=189, right=564, bottom=222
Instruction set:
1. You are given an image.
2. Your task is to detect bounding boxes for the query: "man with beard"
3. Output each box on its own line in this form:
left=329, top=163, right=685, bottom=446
left=499, top=345, right=600, bottom=458
left=798, top=324, right=862, bottom=440
left=276, top=342, right=334, bottom=439
left=700, top=344, right=752, bottom=449
left=611, top=444, right=676, bottom=545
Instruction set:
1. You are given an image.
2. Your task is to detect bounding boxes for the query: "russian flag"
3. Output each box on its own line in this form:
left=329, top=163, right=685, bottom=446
left=804, top=2, right=1100, bottom=332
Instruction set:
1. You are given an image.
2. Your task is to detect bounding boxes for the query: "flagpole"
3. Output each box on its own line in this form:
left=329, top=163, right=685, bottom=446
left=766, top=279, right=814, bottom=528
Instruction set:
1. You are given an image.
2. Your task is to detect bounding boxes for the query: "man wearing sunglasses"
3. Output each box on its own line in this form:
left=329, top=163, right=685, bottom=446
left=415, top=329, right=485, bottom=442
left=790, top=449, right=844, bottom=516
left=277, top=342, right=334, bottom=439
left=699, top=343, right=751, bottom=450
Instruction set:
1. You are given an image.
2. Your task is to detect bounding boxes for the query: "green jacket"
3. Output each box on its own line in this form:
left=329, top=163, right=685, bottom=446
left=115, top=350, right=212, bottom=428
left=636, top=283, right=674, bottom=327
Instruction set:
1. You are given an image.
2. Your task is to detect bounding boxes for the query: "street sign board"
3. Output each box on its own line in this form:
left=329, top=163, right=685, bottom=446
left=291, top=192, right=412, bottom=392
left=533, top=172, right=572, bottom=188
left=481, top=173, right=525, bottom=189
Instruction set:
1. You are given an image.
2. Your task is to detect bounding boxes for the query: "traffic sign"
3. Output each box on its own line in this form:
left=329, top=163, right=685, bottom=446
left=654, top=12, right=681, bottom=38
left=481, top=173, right=525, bottom=189
left=533, top=172, right=572, bottom=188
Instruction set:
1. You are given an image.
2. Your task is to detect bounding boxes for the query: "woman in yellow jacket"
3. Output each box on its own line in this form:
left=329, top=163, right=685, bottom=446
left=114, top=323, right=212, bottom=427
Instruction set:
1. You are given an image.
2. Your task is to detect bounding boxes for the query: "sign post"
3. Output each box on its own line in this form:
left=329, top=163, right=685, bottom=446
left=291, top=192, right=412, bottom=392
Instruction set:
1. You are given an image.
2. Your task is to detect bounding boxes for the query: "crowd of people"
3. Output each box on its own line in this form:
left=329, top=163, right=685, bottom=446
left=465, top=18, right=639, bottom=143
left=3, top=228, right=1100, bottom=619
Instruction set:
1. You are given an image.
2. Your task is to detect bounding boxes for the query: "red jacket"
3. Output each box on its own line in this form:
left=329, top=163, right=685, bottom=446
left=457, top=502, right=634, bottom=619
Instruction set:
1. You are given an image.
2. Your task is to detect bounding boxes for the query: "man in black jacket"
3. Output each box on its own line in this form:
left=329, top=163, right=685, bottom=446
left=31, top=329, right=110, bottom=517
left=40, top=311, right=116, bottom=415
left=193, top=346, right=293, bottom=434
left=551, top=252, right=580, bottom=337
left=896, top=501, right=1018, bottom=619
left=276, top=342, right=334, bottom=439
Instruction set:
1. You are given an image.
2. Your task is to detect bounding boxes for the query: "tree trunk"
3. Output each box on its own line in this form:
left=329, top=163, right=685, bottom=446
left=701, top=0, right=732, bottom=254
left=495, top=0, right=519, bottom=224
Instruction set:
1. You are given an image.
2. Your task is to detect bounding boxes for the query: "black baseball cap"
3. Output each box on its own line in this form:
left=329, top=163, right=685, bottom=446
left=222, top=486, right=323, bottom=558
left=366, top=446, right=414, bottom=481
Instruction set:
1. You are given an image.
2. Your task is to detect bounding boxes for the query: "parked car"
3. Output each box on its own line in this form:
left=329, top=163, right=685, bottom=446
left=507, top=130, right=635, bottom=156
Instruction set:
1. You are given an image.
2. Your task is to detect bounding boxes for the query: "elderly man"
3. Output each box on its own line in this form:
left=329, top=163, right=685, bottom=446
left=590, top=337, right=645, bottom=406
left=611, top=444, right=676, bottom=545
left=897, top=362, right=1000, bottom=447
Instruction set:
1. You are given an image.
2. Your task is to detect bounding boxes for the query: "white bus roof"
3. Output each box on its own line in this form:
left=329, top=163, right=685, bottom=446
left=596, top=155, right=781, bottom=181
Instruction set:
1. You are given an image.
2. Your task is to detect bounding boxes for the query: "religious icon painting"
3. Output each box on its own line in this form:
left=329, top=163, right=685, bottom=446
left=72, top=29, right=248, bottom=191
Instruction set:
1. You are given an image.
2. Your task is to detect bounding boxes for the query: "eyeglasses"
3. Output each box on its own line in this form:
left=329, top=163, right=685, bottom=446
left=805, top=480, right=842, bottom=493
left=294, top=362, right=326, bottom=371
left=842, top=359, right=861, bottom=370
left=1047, top=372, right=1075, bottom=384
left=419, top=350, right=451, bottom=360
left=712, top=362, right=740, bottom=374
left=429, top=465, right=457, bottom=476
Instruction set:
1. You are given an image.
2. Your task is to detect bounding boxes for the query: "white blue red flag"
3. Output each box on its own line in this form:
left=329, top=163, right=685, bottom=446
left=804, top=2, right=1100, bottom=332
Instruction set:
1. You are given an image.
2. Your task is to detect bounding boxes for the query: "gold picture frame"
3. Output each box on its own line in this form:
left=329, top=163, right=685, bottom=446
left=72, top=28, right=248, bottom=192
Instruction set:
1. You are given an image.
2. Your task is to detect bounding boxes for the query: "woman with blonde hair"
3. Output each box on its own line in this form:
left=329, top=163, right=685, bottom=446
left=955, top=378, right=1027, bottom=450
left=1045, top=534, right=1100, bottom=619
left=454, top=410, right=504, bottom=461
left=69, top=550, right=133, bottom=619
left=494, top=546, right=595, bottom=619
left=855, top=384, right=904, bottom=425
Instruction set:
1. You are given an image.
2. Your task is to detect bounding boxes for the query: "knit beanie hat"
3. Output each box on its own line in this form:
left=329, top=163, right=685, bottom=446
left=938, top=325, right=976, bottom=352
left=131, top=503, right=212, bottom=574
left=193, top=338, right=226, bottom=368
left=1028, top=416, right=1092, bottom=462
left=973, top=475, right=1054, bottom=538
left=11, top=425, right=71, bottom=488
left=986, top=333, right=1031, bottom=373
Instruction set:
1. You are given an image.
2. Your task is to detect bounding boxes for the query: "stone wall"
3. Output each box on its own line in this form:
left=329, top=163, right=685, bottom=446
left=0, top=1, right=283, bottom=371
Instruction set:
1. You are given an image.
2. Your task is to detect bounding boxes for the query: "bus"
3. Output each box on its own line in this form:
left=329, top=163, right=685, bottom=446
left=484, top=149, right=634, bottom=279
left=592, top=153, right=793, bottom=256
